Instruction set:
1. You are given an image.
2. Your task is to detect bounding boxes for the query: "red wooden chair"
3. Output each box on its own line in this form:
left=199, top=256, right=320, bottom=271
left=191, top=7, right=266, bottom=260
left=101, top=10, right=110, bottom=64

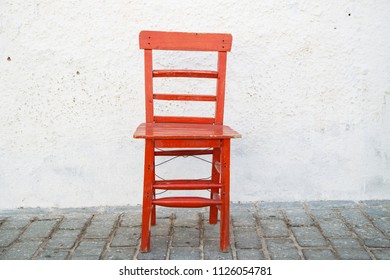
left=133, top=31, right=241, bottom=252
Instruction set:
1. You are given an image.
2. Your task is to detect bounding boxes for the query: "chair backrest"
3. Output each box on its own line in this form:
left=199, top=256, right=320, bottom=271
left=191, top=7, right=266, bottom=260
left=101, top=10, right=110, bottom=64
left=139, top=30, right=232, bottom=125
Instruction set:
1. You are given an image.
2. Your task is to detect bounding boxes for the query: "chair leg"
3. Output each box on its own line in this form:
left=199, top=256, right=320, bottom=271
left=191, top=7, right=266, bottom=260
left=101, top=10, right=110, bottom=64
left=210, top=148, right=221, bottom=224
left=220, top=139, right=231, bottom=252
left=140, top=140, right=154, bottom=253
left=151, top=191, right=156, bottom=226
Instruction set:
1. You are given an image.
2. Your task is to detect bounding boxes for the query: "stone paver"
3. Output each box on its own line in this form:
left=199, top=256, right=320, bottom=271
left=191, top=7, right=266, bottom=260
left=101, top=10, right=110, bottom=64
left=330, top=238, right=372, bottom=260
left=172, top=227, right=200, bottom=247
left=0, top=240, right=43, bottom=260
left=317, top=218, right=352, bottom=238
left=302, top=249, right=336, bottom=260
left=339, top=209, right=372, bottom=226
left=0, top=229, right=22, bottom=247
left=111, top=227, right=140, bottom=247
left=136, top=236, right=169, bottom=260
left=0, top=201, right=389, bottom=260
left=203, top=240, right=233, bottom=260
left=371, top=249, right=390, bottom=260
left=232, top=209, right=256, bottom=227
left=35, top=249, right=70, bottom=260
left=266, top=239, right=301, bottom=260
left=105, top=247, right=136, bottom=260
left=71, top=240, right=106, bottom=260
left=291, top=226, right=327, bottom=247
left=260, top=219, right=289, bottom=238
left=59, top=215, right=91, bottom=230
left=258, top=208, right=283, bottom=220
left=307, top=200, right=357, bottom=209
left=285, top=209, right=313, bottom=226
left=20, top=220, right=59, bottom=239
left=234, top=228, right=261, bottom=249
left=170, top=247, right=201, bottom=260
left=0, top=216, right=32, bottom=229
left=236, top=249, right=265, bottom=260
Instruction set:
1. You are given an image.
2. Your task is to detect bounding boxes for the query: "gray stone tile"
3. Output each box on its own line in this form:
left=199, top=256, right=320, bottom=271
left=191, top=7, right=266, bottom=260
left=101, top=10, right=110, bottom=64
left=174, top=210, right=200, bottom=227
left=260, top=219, right=289, bottom=238
left=236, top=249, right=265, bottom=260
left=45, top=229, right=81, bottom=249
left=92, top=213, right=120, bottom=224
left=172, top=227, right=199, bottom=247
left=302, top=249, right=336, bottom=260
left=260, top=201, right=304, bottom=209
left=363, top=207, right=390, bottom=220
left=371, top=249, right=390, bottom=260
left=360, top=200, right=390, bottom=207
left=21, top=220, right=58, bottom=239
left=317, top=218, right=352, bottom=237
left=307, top=200, right=357, bottom=209
left=120, top=213, right=142, bottom=227
left=137, top=236, right=169, bottom=260
left=35, top=249, right=69, bottom=260
left=84, top=225, right=113, bottom=239
left=285, top=209, right=313, bottom=226
left=59, top=215, right=91, bottom=230
left=84, top=213, right=118, bottom=239
left=330, top=238, right=371, bottom=260
left=170, top=247, right=201, bottom=260
left=339, top=209, right=372, bottom=226
left=105, top=247, right=136, bottom=260
left=0, top=240, right=42, bottom=260
left=111, top=227, right=140, bottom=247
left=258, top=209, right=283, bottom=220
left=310, top=209, right=338, bottom=220
left=204, top=240, right=233, bottom=260
left=151, top=218, right=171, bottom=236
left=352, top=225, right=390, bottom=247
left=71, top=240, right=106, bottom=260
left=337, top=248, right=372, bottom=260
left=373, top=218, right=390, bottom=236
left=234, top=228, right=261, bottom=249
left=0, top=216, right=32, bottom=230
left=204, top=223, right=220, bottom=240
left=232, top=210, right=256, bottom=227
left=266, top=239, right=301, bottom=260
left=291, top=226, right=327, bottom=247
left=0, top=229, right=22, bottom=247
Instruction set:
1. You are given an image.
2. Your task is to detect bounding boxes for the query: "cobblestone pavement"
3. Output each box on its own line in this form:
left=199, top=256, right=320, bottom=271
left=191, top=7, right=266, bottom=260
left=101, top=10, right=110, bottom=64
left=1, top=200, right=390, bottom=260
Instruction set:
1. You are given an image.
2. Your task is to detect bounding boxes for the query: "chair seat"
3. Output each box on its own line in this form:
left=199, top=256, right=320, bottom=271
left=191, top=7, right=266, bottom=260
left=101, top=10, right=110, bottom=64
left=133, top=122, right=241, bottom=140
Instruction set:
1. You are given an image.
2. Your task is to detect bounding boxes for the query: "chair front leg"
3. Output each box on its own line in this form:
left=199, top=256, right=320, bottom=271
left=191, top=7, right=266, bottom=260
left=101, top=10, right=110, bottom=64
left=140, top=140, right=154, bottom=252
left=210, top=147, right=221, bottom=224
left=220, top=139, right=231, bottom=252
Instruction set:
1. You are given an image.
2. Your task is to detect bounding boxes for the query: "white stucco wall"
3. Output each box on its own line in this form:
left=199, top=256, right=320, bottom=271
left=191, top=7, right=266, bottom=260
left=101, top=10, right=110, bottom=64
left=1, top=0, right=389, bottom=209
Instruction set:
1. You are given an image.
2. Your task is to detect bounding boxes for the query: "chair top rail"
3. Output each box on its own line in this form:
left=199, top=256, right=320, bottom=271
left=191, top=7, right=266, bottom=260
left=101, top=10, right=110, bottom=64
left=140, top=30, right=232, bottom=51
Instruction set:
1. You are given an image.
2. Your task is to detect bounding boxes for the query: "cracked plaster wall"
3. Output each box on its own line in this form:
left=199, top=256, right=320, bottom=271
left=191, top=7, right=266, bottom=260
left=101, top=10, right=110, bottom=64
left=0, top=0, right=390, bottom=209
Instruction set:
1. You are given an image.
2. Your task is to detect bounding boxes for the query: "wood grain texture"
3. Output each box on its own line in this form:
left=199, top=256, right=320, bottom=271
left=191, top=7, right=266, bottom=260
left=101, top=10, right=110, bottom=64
left=140, top=30, right=232, bottom=51
left=133, top=123, right=241, bottom=139
left=153, top=70, right=218, bottom=78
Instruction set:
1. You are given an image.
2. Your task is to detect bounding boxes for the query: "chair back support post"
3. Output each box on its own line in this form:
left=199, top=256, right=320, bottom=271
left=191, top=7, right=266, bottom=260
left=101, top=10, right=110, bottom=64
left=215, top=51, right=227, bottom=125
left=144, top=49, right=154, bottom=123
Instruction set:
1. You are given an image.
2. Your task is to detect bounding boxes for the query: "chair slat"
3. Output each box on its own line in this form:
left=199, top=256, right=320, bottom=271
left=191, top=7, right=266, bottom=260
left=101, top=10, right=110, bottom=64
left=153, top=94, right=216, bottom=102
left=153, top=181, right=222, bottom=190
left=140, top=30, right=232, bottom=51
left=153, top=197, right=222, bottom=208
left=154, top=149, right=213, bottom=156
left=153, top=70, right=218, bottom=78
left=154, top=116, right=215, bottom=124
left=155, top=139, right=221, bottom=148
